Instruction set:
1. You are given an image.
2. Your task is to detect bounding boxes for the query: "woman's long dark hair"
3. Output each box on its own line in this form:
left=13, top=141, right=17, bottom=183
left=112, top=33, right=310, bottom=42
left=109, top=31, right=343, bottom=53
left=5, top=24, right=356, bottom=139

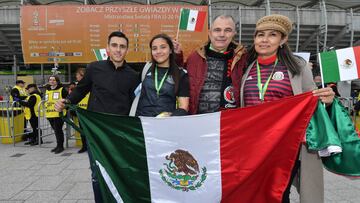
left=247, top=32, right=302, bottom=76
left=149, top=33, right=180, bottom=93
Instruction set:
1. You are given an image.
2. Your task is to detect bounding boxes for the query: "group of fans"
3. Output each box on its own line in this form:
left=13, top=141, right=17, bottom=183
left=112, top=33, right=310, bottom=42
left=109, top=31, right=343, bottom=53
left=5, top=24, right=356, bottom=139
left=3, top=12, right=359, bottom=203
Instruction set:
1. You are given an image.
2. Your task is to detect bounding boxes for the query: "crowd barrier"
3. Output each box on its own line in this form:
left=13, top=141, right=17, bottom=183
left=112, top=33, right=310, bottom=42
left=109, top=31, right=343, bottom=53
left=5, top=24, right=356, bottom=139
left=65, top=113, right=81, bottom=149
left=36, top=100, right=79, bottom=148
left=0, top=101, right=27, bottom=146
left=37, top=100, right=53, bottom=147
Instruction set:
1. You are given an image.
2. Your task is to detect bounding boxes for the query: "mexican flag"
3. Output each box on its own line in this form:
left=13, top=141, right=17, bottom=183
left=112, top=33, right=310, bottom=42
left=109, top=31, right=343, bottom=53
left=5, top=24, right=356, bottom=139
left=319, top=46, right=360, bottom=83
left=93, top=48, right=108, bottom=61
left=76, top=92, right=319, bottom=203
left=179, top=8, right=206, bottom=32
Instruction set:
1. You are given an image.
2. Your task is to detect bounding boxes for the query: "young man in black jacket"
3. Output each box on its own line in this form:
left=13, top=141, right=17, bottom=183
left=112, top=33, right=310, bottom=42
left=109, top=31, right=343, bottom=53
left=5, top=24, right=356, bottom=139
left=55, top=31, right=139, bottom=114
left=54, top=31, right=139, bottom=203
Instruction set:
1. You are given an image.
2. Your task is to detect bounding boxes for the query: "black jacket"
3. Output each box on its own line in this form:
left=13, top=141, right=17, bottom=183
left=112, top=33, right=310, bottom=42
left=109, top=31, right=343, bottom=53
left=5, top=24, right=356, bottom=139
left=10, top=88, right=27, bottom=101
left=67, top=59, right=139, bottom=115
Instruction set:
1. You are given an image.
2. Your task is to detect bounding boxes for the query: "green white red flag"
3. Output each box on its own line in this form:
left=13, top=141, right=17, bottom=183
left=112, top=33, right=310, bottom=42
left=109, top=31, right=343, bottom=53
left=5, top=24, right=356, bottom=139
left=319, top=46, right=360, bottom=83
left=93, top=48, right=108, bottom=61
left=75, top=92, right=321, bottom=203
left=179, top=8, right=206, bottom=32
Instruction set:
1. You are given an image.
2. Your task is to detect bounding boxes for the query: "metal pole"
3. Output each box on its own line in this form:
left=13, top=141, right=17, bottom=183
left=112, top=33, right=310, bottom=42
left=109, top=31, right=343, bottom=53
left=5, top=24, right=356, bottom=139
left=266, top=0, right=271, bottom=15
left=208, top=0, right=212, bottom=23
left=67, top=64, right=71, bottom=82
left=350, top=8, right=354, bottom=47
left=238, top=6, right=242, bottom=44
left=21, top=0, right=24, bottom=5
left=296, top=6, right=300, bottom=52
left=38, top=102, right=42, bottom=147
left=84, top=0, right=87, bottom=5
left=12, top=55, right=17, bottom=82
left=316, top=34, right=319, bottom=64
left=321, top=0, right=327, bottom=51
left=40, top=64, right=44, bottom=84
left=147, top=0, right=150, bottom=4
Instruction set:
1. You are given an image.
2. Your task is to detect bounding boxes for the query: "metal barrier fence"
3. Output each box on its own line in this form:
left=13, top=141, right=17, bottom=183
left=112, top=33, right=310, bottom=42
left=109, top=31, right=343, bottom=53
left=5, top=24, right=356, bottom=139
left=11, top=101, right=30, bottom=146
left=0, top=99, right=76, bottom=147
left=37, top=100, right=54, bottom=147
left=0, top=101, right=31, bottom=146
left=37, top=100, right=75, bottom=148
left=65, top=113, right=81, bottom=149
left=0, top=101, right=13, bottom=145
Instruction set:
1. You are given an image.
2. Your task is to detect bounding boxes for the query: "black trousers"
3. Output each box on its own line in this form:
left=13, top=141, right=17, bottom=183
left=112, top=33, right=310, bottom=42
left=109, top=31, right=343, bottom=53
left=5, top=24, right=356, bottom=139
left=87, top=144, right=103, bottom=203
left=28, top=116, right=39, bottom=141
left=48, top=117, right=64, bottom=148
left=77, top=120, right=87, bottom=149
left=282, top=159, right=301, bottom=203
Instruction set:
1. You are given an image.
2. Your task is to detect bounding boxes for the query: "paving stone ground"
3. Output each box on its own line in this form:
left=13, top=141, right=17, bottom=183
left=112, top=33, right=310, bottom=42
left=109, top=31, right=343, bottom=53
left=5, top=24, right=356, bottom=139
left=0, top=134, right=359, bottom=203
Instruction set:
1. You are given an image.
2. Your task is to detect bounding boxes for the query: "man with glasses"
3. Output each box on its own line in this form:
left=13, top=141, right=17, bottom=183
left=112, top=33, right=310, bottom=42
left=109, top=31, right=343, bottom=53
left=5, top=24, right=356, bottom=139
left=54, top=31, right=139, bottom=202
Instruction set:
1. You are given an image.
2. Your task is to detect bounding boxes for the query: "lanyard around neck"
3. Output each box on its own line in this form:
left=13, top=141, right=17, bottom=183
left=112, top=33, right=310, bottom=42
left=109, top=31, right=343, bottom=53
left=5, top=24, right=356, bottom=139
left=256, top=58, right=278, bottom=102
left=154, top=65, right=169, bottom=96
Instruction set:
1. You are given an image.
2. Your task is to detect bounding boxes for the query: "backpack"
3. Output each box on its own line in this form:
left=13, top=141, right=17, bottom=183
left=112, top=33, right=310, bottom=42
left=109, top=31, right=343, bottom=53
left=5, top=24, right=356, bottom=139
left=129, top=62, right=152, bottom=116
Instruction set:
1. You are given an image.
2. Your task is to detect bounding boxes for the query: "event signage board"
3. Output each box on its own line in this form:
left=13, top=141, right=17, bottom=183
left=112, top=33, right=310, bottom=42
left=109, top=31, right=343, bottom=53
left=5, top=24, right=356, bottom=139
left=20, top=5, right=208, bottom=64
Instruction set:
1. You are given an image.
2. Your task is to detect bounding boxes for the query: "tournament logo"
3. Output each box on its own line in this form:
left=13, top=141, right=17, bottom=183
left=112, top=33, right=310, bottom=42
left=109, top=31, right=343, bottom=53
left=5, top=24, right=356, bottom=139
left=159, top=149, right=207, bottom=192
left=342, top=59, right=353, bottom=69
left=272, top=71, right=284, bottom=80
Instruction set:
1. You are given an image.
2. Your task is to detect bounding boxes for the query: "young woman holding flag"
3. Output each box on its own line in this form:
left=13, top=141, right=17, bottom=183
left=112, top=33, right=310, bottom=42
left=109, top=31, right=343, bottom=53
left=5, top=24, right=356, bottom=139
left=240, top=14, right=335, bottom=203
left=135, top=33, right=189, bottom=117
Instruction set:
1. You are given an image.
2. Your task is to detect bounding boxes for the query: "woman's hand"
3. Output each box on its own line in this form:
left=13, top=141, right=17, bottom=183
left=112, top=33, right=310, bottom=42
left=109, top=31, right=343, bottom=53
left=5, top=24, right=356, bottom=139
left=172, top=39, right=182, bottom=54
left=312, top=87, right=335, bottom=105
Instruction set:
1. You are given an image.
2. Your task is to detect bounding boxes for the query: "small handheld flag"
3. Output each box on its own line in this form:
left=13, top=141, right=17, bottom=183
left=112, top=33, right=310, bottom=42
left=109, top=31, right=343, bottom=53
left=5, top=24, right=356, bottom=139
left=319, top=46, right=360, bottom=83
left=176, top=8, right=207, bottom=40
left=93, top=48, right=108, bottom=61
left=179, top=8, right=206, bottom=32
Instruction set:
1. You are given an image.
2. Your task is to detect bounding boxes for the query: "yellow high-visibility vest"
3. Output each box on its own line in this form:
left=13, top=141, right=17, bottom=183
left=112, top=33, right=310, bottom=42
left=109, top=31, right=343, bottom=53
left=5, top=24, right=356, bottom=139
left=78, top=93, right=90, bottom=109
left=45, top=87, right=66, bottom=118
left=23, top=94, right=41, bottom=120
left=9, top=85, right=27, bottom=102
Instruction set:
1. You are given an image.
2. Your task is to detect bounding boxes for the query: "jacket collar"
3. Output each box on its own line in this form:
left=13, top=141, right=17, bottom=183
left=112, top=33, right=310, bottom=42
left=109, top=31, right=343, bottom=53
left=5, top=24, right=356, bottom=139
left=196, top=41, right=246, bottom=71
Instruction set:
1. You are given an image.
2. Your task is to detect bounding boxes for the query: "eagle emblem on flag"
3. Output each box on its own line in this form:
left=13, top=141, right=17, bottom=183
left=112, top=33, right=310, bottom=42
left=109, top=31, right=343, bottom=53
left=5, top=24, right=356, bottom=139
left=342, top=59, right=353, bottom=68
left=159, top=149, right=207, bottom=192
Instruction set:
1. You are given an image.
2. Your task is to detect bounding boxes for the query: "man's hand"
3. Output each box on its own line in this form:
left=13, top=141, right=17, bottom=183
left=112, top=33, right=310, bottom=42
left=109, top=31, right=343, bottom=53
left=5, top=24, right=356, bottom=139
left=312, top=87, right=335, bottom=105
left=54, top=99, right=67, bottom=112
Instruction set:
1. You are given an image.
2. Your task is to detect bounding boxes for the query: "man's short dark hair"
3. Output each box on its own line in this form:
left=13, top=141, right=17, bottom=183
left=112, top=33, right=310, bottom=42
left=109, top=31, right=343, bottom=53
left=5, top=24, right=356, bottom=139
left=16, top=80, right=25, bottom=85
left=108, top=31, right=129, bottom=47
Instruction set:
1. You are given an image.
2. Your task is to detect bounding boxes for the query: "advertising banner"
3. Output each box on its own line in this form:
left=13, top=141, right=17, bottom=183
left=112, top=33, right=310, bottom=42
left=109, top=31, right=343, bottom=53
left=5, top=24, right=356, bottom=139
left=20, top=5, right=208, bottom=64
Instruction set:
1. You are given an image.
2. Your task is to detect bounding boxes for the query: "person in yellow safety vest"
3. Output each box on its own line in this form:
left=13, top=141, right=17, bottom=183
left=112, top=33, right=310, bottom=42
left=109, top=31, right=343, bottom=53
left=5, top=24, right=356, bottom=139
left=10, top=80, right=29, bottom=141
left=18, top=84, right=43, bottom=145
left=10, top=80, right=28, bottom=102
left=45, top=75, right=68, bottom=154
left=354, top=91, right=360, bottom=115
left=75, top=67, right=90, bottom=153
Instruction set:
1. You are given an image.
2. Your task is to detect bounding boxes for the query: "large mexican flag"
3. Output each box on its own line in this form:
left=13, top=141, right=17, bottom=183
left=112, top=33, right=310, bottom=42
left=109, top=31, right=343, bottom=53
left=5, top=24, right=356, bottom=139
left=76, top=92, right=320, bottom=203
